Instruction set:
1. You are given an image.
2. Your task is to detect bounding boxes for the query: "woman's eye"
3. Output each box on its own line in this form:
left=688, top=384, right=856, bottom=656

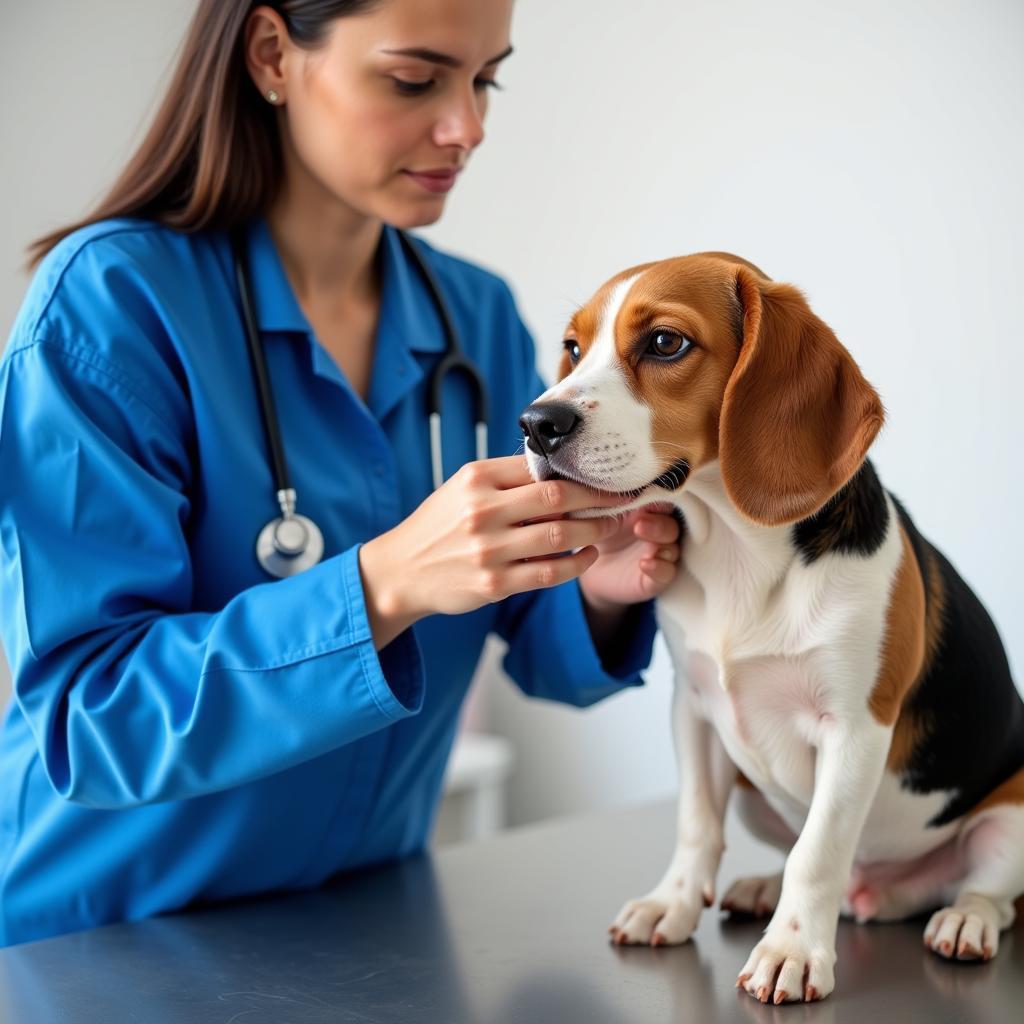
left=647, top=330, right=692, bottom=359
left=564, top=340, right=581, bottom=364
left=391, top=77, right=503, bottom=97
left=392, top=78, right=434, bottom=95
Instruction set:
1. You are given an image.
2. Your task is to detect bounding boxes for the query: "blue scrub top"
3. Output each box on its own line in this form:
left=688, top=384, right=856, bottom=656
left=0, top=215, right=657, bottom=947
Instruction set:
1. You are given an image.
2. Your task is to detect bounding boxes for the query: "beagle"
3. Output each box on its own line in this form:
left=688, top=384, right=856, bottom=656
left=518, top=253, right=1024, bottom=1004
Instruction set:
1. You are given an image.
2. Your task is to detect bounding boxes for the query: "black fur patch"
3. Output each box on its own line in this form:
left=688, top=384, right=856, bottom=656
left=890, top=496, right=1024, bottom=825
left=792, top=459, right=890, bottom=564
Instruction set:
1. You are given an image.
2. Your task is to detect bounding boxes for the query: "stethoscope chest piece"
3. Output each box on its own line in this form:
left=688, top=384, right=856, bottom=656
left=256, top=488, right=324, bottom=578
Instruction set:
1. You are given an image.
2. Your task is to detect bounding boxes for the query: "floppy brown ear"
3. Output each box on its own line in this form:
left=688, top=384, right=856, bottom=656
left=720, top=267, right=885, bottom=526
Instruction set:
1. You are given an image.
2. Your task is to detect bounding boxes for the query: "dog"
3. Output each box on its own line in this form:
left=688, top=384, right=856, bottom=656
left=518, top=252, right=1024, bottom=1004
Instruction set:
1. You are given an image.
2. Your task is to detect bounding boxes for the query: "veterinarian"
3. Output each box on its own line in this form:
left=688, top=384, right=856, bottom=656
left=0, top=0, right=682, bottom=946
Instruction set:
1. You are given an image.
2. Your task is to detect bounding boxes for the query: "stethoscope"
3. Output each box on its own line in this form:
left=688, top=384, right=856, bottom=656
left=229, top=224, right=489, bottom=578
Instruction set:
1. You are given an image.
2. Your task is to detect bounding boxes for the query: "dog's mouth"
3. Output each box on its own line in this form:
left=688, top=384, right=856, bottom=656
left=542, top=457, right=691, bottom=500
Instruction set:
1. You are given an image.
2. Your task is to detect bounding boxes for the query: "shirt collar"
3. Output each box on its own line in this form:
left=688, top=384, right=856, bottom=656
left=375, top=225, right=448, bottom=354
left=242, top=214, right=308, bottom=333
left=242, top=214, right=448, bottom=354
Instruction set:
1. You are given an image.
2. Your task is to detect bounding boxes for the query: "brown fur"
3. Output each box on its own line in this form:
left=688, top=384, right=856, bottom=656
left=886, top=545, right=949, bottom=772
left=620, top=259, right=747, bottom=473
left=720, top=269, right=885, bottom=526
left=558, top=262, right=657, bottom=382
left=968, top=765, right=1024, bottom=817
left=869, top=525, right=926, bottom=727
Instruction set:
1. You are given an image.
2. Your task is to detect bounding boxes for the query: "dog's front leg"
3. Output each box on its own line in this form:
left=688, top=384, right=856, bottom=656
left=609, top=681, right=735, bottom=946
left=737, top=716, right=891, bottom=1004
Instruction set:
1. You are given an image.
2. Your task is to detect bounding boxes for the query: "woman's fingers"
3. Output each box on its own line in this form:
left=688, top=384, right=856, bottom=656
left=502, top=516, right=617, bottom=561
left=499, top=546, right=601, bottom=598
left=506, top=478, right=624, bottom=525
left=469, top=455, right=535, bottom=489
left=651, top=543, right=679, bottom=562
left=639, top=557, right=677, bottom=589
left=633, top=513, right=680, bottom=544
left=454, top=459, right=622, bottom=525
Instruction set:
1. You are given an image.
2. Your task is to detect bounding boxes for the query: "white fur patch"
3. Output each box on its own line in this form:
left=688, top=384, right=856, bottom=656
left=525, top=273, right=667, bottom=494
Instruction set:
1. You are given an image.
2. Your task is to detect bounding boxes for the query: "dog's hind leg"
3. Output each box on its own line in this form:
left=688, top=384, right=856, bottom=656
left=842, top=835, right=966, bottom=923
left=924, top=773, right=1024, bottom=962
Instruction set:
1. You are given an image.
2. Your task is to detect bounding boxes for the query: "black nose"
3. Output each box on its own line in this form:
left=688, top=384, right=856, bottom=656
left=519, top=401, right=581, bottom=457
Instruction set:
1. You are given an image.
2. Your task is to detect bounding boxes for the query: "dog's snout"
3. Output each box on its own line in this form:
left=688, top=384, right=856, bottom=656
left=519, top=401, right=581, bottom=457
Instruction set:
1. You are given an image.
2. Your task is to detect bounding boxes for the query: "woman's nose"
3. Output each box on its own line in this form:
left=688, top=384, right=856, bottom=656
left=433, top=86, right=486, bottom=151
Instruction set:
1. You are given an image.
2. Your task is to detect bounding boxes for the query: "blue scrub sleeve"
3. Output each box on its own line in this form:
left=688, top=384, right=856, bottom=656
left=0, top=338, right=425, bottom=809
left=489, top=288, right=658, bottom=707
left=494, top=580, right=657, bottom=707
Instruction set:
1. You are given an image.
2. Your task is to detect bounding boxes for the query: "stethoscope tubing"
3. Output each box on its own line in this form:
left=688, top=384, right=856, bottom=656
left=230, top=227, right=293, bottom=497
left=230, top=222, right=489, bottom=576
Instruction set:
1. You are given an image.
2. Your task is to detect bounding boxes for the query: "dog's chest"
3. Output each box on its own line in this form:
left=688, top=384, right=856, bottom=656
left=657, top=549, right=874, bottom=812
left=682, top=644, right=824, bottom=810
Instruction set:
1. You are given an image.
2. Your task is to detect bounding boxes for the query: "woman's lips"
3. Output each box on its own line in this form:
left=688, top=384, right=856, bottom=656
left=402, top=168, right=460, bottom=193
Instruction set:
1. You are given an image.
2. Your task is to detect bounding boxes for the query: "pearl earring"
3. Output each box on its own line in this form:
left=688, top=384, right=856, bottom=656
left=267, top=89, right=280, bottom=103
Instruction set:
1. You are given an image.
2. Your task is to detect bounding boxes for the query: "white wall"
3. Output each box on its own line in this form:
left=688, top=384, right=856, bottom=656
left=3, top=1, right=1022, bottom=829
left=427, top=0, right=1024, bottom=825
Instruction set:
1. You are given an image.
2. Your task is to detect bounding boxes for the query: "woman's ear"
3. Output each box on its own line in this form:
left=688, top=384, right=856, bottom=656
left=243, top=5, right=292, bottom=100
left=720, top=266, right=885, bottom=526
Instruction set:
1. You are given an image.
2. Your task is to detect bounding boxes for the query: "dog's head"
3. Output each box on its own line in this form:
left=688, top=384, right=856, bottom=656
left=519, top=253, right=885, bottom=526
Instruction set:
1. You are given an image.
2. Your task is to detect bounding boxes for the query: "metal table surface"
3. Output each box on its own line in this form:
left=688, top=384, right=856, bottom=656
left=1, top=799, right=1021, bottom=1023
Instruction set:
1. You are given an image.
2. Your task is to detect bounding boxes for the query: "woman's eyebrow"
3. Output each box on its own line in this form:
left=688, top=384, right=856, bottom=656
left=379, top=45, right=514, bottom=69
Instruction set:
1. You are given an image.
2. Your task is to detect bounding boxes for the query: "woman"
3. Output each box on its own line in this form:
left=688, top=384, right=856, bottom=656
left=0, top=0, right=681, bottom=946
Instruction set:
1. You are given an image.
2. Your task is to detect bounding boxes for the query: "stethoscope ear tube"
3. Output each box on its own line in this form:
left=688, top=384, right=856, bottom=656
left=427, top=355, right=490, bottom=490
left=399, top=233, right=489, bottom=488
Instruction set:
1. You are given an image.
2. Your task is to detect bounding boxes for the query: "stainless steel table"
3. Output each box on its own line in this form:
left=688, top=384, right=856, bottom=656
left=1, top=799, right=1021, bottom=1022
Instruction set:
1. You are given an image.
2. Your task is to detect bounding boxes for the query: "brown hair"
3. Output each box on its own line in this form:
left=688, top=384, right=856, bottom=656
left=23, top=0, right=381, bottom=273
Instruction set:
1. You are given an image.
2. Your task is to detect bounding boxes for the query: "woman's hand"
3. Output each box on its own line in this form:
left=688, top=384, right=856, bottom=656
left=358, top=455, right=624, bottom=649
left=578, top=503, right=682, bottom=614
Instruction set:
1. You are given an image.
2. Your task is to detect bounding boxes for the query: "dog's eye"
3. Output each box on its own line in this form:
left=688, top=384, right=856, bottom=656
left=647, top=330, right=692, bottom=359
left=563, top=339, right=581, bottom=365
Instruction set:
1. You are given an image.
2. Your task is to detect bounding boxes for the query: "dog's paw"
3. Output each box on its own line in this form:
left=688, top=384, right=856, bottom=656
left=924, top=895, right=1003, bottom=961
left=720, top=871, right=782, bottom=918
left=737, top=924, right=836, bottom=1004
left=609, top=883, right=712, bottom=946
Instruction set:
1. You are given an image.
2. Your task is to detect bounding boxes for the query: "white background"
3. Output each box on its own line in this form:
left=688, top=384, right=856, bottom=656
left=3, top=0, right=1022, bottom=829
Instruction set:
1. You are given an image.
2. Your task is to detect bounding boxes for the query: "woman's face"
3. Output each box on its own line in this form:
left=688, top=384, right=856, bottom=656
left=251, top=0, right=515, bottom=228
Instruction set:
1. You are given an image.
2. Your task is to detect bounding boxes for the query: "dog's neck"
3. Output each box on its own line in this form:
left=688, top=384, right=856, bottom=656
left=675, top=460, right=798, bottom=600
